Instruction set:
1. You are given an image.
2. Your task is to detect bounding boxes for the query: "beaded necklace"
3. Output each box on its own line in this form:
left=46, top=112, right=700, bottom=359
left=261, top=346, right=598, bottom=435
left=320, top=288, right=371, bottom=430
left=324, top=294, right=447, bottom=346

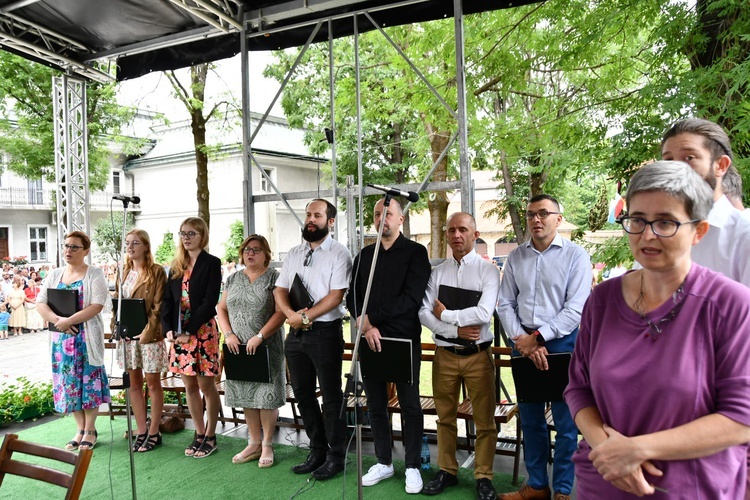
left=632, top=272, right=687, bottom=340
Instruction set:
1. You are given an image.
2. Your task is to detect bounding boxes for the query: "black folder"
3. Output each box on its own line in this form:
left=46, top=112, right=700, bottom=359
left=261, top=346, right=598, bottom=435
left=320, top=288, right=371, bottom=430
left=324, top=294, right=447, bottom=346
left=46, top=288, right=80, bottom=333
left=359, top=337, right=414, bottom=384
left=289, top=273, right=314, bottom=311
left=222, top=343, right=271, bottom=383
left=111, top=298, right=148, bottom=339
left=511, top=352, right=572, bottom=403
left=435, top=284, right=482, bottom=347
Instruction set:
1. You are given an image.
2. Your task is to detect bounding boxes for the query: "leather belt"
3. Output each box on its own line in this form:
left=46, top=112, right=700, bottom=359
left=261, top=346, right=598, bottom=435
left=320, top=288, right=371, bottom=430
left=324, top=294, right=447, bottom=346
left=442, top=341, right=491, bottom=356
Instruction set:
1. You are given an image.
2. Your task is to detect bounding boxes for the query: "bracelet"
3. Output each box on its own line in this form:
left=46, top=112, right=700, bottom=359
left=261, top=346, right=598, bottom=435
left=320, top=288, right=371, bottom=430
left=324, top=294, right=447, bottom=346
left=225, top=331, right=235, bottom=337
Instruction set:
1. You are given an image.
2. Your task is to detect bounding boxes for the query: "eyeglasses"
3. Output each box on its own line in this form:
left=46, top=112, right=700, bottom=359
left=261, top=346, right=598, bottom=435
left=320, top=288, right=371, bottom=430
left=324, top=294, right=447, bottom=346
left=62, top=244, right=84, bottom=252
left=525, top=210, right=560, bottom=220
left=242, top=247, right=263, bottom=255
left=124, top=241, right=142, bottom=247
left=178, top=231, right=199, bottom=239
left=617, top=216, right=700, bottom=238
left=303, top=249, right=314, bottom=267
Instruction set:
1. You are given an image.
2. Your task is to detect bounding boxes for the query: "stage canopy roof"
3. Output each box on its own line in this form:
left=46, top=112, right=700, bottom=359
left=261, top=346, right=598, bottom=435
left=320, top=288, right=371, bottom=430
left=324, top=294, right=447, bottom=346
left=0, top=0, right=539, bottom=82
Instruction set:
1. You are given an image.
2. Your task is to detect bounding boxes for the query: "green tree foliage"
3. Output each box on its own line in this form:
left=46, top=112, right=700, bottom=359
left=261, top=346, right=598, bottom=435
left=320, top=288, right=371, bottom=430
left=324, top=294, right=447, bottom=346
left=154, top=231, right=176, bottom=265
left=223, top=220, right=245, bottom=263
left=92, top=212, right=135, bottom=262
left=0, top=53, right=135, bottom=190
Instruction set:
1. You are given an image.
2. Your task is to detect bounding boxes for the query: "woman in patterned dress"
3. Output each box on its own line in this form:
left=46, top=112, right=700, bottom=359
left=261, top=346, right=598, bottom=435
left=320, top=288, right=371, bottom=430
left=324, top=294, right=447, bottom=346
left=24, top=276, right=44, bottom=332
left=8, top=276, right=27, bottom=336
left=217, top=234, right=286, bottom=467
left=36, top=231, right=111, bottom=450
left=112, top=229, right=168, bottom=452
left=161, top=217, right=222, bottom=458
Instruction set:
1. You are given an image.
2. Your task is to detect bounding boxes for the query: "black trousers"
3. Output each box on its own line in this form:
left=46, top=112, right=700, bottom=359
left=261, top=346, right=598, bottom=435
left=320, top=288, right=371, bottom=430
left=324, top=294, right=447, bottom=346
left=362, top=346, right=423, bottom=469
left=285, top=322, right=346, bottom=464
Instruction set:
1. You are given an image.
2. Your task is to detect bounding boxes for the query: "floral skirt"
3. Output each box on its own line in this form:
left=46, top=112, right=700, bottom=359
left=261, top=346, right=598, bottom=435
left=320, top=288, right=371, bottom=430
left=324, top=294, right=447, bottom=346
left=117, top=340, right=169, bottom=373
left=51, top=330, right=111, bottom=413
left=169, top=318, right=219, bottom=377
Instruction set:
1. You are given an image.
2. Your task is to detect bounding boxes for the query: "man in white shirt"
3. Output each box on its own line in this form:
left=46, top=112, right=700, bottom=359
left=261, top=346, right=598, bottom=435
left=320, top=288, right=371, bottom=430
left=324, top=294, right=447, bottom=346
left=419, top=212, right=500, bottom=500
left=661, top=118, right=750, bottom=287
left=722, top=164, right=750, bottom=221
left=274, top=198, right=353, bottom=481
left=497, top=195, right=591, bottom=500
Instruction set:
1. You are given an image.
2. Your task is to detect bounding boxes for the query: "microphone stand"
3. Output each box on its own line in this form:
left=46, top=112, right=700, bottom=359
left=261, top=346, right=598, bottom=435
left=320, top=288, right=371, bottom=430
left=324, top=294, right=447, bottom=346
left=112, top=198, right=138, bottom=500
left=341, top=194, right=393, bottom=500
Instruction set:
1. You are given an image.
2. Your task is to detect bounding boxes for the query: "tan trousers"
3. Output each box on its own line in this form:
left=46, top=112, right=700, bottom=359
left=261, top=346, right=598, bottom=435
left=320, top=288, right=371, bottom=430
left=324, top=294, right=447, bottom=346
left=433, top=346, right=497, bottom=479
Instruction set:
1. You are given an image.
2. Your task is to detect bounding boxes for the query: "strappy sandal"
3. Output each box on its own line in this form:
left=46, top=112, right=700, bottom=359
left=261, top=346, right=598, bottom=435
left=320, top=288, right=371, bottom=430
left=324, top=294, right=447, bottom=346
left=193, top=435, right=218, bottom=459
left=131, top=433, right=148, bottom=452
left=138, top=433, right=162, bottom=452
left=79, top=430, right=98, bottom=450
left=124, top=418, right=151, bottom=439
left=232, top=439, right=261, bottom=464
left=185, top=433, right=205, bottom=457
left=258, top=441, right=274, bottom=468
left=65, top=430, right=84, bottom=451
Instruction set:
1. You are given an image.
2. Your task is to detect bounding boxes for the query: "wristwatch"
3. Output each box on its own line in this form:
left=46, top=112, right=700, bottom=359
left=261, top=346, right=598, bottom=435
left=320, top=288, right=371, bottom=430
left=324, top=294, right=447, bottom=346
left=300, top=312, right=311, bottom=326
left=534, top=330, right=545, bottom=345
left=256, top=332, right=264, bottom=341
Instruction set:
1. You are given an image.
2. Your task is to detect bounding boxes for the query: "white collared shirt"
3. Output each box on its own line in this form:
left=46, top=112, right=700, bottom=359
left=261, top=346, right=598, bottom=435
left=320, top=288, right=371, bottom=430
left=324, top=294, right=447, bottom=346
left=497, top=233, right=591, bottom=342
left=275, top=234, right=352, bottom=321
left=692, top=195, right=750, bottom=288
left=418, top=249, right=500, bottom=345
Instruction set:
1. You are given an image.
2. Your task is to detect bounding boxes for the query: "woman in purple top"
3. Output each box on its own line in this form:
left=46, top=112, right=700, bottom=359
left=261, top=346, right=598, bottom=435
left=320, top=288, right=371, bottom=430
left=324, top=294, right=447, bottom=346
left=565, top=161, right=750, bottom=498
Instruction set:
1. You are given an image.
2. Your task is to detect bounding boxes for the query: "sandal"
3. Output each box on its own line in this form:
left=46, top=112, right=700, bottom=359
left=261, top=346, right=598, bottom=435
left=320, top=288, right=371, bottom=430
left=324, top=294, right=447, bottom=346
left=232, top=439, right=261, bottom=464
left=138, top=433, right=162, bottom=452
left=185, top=433, right=205, bottom=457
left=258, top=441, right=274, bottom=468
left=131, top=433, right=148, bottom=452
left=79, top=430, right=98, bottom=450
left=123, top=418, right=151, bottom=439
left=65, top=430, right=84, bottom=451
left=193, top=435, right=218, bottom=459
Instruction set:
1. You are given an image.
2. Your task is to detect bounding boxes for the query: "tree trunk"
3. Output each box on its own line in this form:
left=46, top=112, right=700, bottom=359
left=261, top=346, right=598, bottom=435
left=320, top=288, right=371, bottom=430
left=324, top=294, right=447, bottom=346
left=190, top=65, right=210, bottom=228
left=500, top=151, right=526, bottom=243
left=425, top=124, right=450, bottom=258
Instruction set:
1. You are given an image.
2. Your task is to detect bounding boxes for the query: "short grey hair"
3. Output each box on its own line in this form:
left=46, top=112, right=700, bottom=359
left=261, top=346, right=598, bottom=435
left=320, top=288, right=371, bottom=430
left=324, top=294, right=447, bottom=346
left=626, top=161, right=713, bottom=221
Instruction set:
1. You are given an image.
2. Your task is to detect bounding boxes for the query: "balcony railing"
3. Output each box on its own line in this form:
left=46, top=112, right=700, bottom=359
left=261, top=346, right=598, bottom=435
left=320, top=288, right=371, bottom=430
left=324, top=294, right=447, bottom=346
left=0, top=187, right=118, bottom=210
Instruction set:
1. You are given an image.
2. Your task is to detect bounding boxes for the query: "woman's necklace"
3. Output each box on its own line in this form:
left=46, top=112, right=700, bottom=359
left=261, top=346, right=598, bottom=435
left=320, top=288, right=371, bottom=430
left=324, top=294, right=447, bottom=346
left=632, top=272, right=687, bottom=340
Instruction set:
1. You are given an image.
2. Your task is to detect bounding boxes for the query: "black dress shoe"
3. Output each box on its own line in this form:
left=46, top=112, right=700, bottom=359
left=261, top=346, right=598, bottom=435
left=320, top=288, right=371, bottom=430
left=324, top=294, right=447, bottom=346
left=291, top=454, right=326, bottom=474
left=311, top=460, right=344, bottom=480
left=422, top=470, right=458, bottom=495
left=476, top=478, right=497, bottom=500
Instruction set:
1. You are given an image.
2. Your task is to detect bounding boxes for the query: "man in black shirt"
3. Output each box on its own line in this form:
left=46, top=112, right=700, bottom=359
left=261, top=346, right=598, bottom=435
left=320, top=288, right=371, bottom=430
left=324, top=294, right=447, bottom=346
left=347, top=196, right=431, bottom=494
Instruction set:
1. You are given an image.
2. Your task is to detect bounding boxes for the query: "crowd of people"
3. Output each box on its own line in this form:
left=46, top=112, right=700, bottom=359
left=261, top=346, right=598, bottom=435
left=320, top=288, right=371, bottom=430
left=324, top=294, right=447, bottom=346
left=12, top=117, right=750, bottom=499
left=0, top=264, right=50, bottom=338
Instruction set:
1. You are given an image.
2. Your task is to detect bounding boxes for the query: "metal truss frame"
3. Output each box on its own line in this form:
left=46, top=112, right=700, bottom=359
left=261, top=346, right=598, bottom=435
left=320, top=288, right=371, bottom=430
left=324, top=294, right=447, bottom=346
left=52, top=74, right=91, bottom=261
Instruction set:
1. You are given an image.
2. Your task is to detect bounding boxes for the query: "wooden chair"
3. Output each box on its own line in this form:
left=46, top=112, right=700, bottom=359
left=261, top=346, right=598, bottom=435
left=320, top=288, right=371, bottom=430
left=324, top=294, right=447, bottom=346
left=0, top=433, right=93, bottom=500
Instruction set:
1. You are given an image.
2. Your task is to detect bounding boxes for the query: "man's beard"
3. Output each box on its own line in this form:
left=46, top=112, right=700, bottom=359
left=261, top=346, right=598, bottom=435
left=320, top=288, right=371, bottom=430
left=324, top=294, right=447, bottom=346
left=302, top=224, right=329, bottom=242
left=704, top=168, right=717, bottom=191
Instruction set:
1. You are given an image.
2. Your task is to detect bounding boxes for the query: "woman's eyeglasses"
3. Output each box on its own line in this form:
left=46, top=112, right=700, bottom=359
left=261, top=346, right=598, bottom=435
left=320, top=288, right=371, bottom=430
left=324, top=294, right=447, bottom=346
left=62, top=244, right=84, bottom=252
left=617, top=216, right=700, bottom=238
left=124, top=241, right=142, bottom=247
left=178, top=231, right=199, bottom=239
left=242, top=247, right=263, bottom=255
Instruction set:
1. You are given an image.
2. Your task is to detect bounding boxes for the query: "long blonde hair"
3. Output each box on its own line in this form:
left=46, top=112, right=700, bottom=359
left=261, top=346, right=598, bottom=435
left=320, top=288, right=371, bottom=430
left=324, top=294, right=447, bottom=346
left=170, top=217, right=209, bottom=278
left=123, top=229, right=158, bottom=287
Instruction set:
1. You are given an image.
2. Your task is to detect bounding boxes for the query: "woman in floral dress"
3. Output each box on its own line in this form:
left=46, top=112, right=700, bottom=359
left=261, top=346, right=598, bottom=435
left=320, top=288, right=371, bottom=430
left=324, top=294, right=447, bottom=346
left=217, top=234, right=285, bottom=468
left=161, top=217, right=222, bottom=458
left=36, top=231, right=110, bottom=450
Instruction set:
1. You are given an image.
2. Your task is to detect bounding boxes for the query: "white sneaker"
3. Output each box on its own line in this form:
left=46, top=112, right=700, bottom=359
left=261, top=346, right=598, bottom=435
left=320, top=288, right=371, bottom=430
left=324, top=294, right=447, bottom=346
left=362, top=463, right=394, bottom=486
left=405, top=467, right=423, bottom=494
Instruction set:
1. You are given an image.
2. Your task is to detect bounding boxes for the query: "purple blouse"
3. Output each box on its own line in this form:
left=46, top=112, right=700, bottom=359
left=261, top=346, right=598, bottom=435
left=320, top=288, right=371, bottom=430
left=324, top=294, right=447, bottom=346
left=565, top=264, right=750, bottom=499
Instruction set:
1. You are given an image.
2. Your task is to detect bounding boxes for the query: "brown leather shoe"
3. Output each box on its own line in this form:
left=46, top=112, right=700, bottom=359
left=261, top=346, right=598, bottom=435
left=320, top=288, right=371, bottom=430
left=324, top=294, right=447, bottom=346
left=553, top=494, right=571, bottom=500
left=497, top=484, right=552, bottom=500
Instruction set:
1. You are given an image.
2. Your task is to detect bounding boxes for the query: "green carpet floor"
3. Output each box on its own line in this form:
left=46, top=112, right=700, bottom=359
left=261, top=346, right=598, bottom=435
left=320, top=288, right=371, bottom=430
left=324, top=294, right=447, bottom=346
left=2, top=416, right=520, bottom=499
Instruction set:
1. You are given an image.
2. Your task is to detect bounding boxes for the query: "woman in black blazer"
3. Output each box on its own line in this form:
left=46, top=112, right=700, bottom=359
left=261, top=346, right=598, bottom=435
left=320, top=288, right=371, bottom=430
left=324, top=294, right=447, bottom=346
left=161, top=217, right=222, bottom=459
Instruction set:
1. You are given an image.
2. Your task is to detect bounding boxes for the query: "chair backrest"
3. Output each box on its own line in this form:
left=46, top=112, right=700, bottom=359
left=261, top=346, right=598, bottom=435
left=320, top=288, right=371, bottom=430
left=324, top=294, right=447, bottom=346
left=0, top=433, right=93, bottom=500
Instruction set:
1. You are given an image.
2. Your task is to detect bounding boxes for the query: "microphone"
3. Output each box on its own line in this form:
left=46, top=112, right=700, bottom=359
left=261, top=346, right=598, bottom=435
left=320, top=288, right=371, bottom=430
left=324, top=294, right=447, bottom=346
left=367, top=184, right=419, bottom=203
left=112, top=194, right=141, bottom=205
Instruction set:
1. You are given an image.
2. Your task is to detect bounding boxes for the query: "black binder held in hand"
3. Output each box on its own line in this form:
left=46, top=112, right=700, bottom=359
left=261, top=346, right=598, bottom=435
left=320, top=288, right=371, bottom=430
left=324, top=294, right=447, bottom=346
left=511, top=352, right=572, bottom=403
left=111, top=298, right=148, bottom=339
left=222, top=343, right=271, bottom=383
left=359, top=337, right=414, bottom=384
left=289, top=273, right=314, bottom=311
left=435, top=284, right=482, bottom=347
left=46, top=288, right=80, bottom=333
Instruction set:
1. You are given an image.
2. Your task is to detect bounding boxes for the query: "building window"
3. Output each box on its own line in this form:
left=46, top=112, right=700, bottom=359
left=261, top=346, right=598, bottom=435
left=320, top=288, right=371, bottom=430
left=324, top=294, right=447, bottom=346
left=113, top=171, right=121, bottom=194
left=29, top=226, right=47, bottom=261
left=261, top=168, right=273, bottom=192
left=27, top=178, right=43, bottom=205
